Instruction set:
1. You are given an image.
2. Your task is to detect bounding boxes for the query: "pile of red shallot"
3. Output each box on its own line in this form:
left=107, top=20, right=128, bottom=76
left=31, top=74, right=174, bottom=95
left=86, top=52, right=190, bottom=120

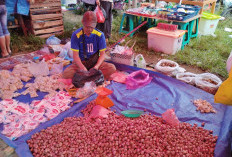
left=27, top=107, right=217, bottom=156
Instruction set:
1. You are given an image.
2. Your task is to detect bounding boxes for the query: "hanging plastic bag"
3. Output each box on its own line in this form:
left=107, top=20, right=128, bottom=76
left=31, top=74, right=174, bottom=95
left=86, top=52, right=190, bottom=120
left=28, top=60, right=49, bottom=77
left=46, top=35, right=61, bottom=45
left=214, top=68, right=232, bottom=105
left=155, top=59, right=179, bottom=76
left=195, top=73, right=222, bottom=94
left=135, top=54, right=146, bottom=69
left=95, top=5, right=105, bottom=23
left=162, top=108, right=180, bottom=127
left=126, top=70, right=152, bottom=90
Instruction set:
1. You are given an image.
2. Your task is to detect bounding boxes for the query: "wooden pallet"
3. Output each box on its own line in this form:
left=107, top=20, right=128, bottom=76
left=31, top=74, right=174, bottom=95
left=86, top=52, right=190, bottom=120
left=29, top=0, right=64, bottom=38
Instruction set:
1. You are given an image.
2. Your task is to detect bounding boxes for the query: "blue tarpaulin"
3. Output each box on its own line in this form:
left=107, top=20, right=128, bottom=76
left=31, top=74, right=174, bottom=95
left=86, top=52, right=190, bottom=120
left=0, top=63, right=231, bottom=157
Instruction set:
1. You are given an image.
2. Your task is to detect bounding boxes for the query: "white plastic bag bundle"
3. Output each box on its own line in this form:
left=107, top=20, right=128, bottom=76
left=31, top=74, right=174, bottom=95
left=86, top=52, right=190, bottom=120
left=195, top=73, right=222, bottom=94
left=155, top=59, right=179, bottom=76
left=135, top=54, right=146, bottom=69
left=176, top=72, right=197, bottom=85
left=226, top=51, right=232, bottom=73
left=28, top=60, right=49, bottom=77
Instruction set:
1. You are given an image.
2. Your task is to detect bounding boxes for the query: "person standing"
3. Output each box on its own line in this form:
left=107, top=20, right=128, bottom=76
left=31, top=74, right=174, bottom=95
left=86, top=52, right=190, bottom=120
left=62, top=11, right=116, bottom=80
left=96, top=0, right=113, bottom=42
left=0, top=0, right=11, bottom=58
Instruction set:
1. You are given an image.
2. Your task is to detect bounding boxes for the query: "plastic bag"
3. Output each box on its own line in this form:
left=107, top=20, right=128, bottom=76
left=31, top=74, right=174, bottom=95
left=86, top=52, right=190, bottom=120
left=72, top=68, right=104, bottom=88
left=50, top=63, right=63, bottom=75
left=176, top=72, right=197, bottom=85
left=195, top=73, right=222, bottom=94
left=126, top=70, right=152, bottom=89
left=135, top=54, right=146, bottom=69
left=76, top=81, right=96, bottom=98
left=63, top=41, right=73, bottom=58
left=88, top=105, right=112, bottom=119
left=46, top=35, right=61, bottom=45
left=162, top=108, right=180, bottom=127
left=214, top=68, right=232, bottom=105
left=226, top=51, right=232, bottom=73
left=155, top=59, right=179, bottom=76
left=28, top=60, right=49, bottom=77
left=95, top=5, right=105, bottom=23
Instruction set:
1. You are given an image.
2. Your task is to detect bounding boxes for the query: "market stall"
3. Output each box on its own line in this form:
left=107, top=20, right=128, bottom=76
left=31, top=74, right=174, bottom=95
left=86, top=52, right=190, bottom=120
left=0, top=58, right=231, bottom=156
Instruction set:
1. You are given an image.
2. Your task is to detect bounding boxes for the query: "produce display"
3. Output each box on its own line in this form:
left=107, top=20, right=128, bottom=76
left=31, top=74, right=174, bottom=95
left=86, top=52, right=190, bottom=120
left=27, top=101, right=217, bottom=157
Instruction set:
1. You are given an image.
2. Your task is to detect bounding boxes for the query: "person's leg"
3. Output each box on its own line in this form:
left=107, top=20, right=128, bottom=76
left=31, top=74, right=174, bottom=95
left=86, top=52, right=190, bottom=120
left=0, top=5, right=9, bottom=57
left=99, top=1, right=112, bottom=39
left=5, top=35, right=11, bottom=54
left=99, top=62, right=116, bottom=80
left=62, top=64, right=80, bottom=79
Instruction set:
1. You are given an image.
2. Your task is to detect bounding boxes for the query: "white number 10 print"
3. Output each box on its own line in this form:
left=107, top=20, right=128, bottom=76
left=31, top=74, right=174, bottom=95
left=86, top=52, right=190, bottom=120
left=87, top=43, right=93, bottom=52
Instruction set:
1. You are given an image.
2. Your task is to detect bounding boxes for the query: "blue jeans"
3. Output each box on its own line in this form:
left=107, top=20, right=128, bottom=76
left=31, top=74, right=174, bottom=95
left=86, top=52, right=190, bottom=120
left=0, top=5, right=10, bottom=38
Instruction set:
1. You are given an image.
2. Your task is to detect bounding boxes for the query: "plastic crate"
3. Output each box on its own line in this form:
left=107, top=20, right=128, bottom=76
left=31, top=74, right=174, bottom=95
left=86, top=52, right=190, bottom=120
left=146, top=27, right=185, bottom=55
left=199, top=12, right=221, bottom=35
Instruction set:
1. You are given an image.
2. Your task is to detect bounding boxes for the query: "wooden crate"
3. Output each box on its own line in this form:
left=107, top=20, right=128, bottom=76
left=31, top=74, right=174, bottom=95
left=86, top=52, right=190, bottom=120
left=29, top=0, right=64, bottom=38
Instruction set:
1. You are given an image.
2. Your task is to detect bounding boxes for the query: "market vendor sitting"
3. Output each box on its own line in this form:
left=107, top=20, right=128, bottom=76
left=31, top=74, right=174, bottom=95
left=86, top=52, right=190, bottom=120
left=62, top=11, right=116, bottom=80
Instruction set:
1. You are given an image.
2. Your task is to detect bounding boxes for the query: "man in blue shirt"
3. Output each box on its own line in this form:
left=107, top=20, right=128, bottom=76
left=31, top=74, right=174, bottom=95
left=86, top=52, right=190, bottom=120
left=62, top=11, right=116, bottom=80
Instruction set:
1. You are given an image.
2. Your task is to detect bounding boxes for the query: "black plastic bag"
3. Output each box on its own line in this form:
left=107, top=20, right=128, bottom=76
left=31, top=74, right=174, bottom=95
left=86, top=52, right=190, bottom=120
left=72, top=68, right=104, bottom=88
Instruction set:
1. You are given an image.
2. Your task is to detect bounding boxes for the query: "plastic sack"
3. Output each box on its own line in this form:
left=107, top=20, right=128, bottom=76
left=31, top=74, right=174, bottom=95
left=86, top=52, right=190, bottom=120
left=135, top=54, right=146, bottom=69
left=88, top=105, right=112, bottom=119
left=226, top=51, right=232, bottom=73
left=155, top=59, right=179, bottom=76
left=72, top=68, right=104, bottom=88
left=50, top=63, right=63, bottom=75
left=28, top=60, right=49, bottom=77
left=126, top=70, right=152, bottom=90
left=176, top=72, right=197, bottom=85
left=46, top=35, right=61, bottom=45
left=162, top=108, right=180, bottom=127
left=195, top=73, right=222, bottom=94
left=214, top=68, right=232, bottom=105
left=76, top=81, right=96, bottom=98
left=95, top=5, right=105, bottom=23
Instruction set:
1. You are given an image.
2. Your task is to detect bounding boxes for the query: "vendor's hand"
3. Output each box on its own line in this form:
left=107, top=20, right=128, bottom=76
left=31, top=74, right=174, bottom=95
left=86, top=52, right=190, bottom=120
left=96, top=0, right=100, bottom=6
left=80, top=67, right=88, bottom=72
left=112, top=2, right=114, bottom=8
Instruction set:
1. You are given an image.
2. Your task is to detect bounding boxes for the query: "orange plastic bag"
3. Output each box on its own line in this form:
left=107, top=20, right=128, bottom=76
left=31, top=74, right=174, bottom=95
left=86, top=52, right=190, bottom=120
left=95, top=87, right=114, bottom=108
left=95, top=5, right=105, bottom=23
left=214, top=68, right=232, bottom=105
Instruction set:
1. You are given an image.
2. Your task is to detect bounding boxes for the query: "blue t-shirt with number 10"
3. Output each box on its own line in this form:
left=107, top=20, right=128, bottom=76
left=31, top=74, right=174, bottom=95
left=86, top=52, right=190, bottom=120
left=71, top=27, right=106, bottom=61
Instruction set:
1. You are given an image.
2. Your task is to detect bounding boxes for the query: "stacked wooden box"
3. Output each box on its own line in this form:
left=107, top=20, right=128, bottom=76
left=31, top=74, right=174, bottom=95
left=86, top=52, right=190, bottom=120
left=29, top=0, right=64, bottom=38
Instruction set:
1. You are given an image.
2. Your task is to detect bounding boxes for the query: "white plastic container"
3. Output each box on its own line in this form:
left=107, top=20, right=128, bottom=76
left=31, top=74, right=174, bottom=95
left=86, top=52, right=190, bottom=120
left=146, top=27, right=185, bottom=55
left=199, top=12, right=221, bottom=36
